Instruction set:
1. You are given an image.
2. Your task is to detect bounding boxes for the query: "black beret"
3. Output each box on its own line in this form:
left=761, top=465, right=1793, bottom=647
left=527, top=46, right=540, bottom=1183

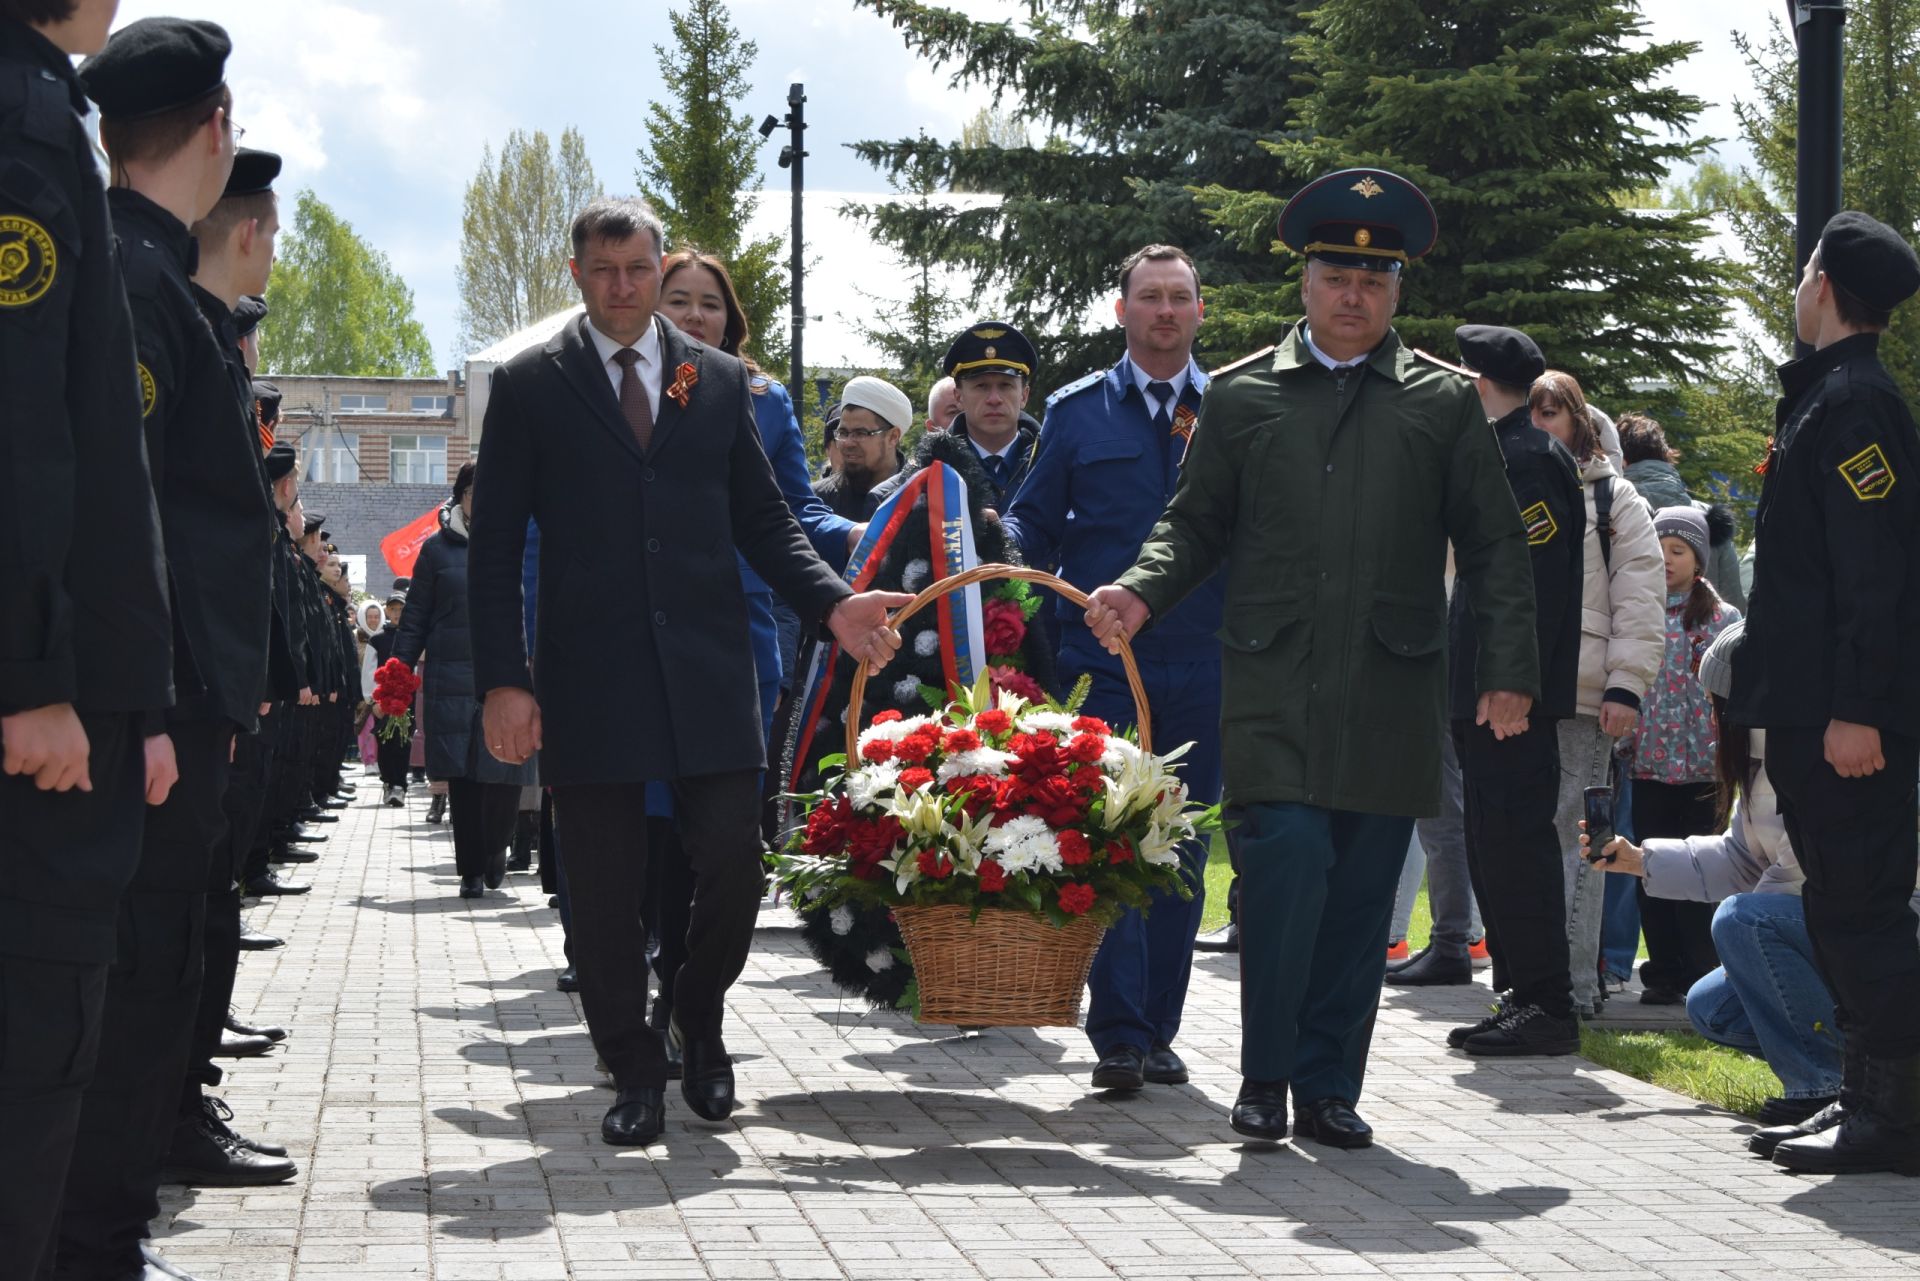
left=79, top=18, right=230, bottom=121
left=225, top=149, right=281, bottom=199
left=253, top=378, right=282, bottom=424
left=944, top=320, right=1036, bottom=381
left=233, top=295, right=268, bottom=338
left=1818, top=211, right=1920, bottom=312
left=391, top=577, right=411, bottom=592
left=263, top=443, right=296, bottom=481
left=302, top=514, right=326, bottom=536
left=1454, top=324, right=1546, bottom=389
left=384, top=591, right=408, bottom=607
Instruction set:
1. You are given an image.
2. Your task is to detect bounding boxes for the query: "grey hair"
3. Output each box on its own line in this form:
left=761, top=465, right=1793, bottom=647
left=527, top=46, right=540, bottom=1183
left=570, top=196, right=666, bottom=259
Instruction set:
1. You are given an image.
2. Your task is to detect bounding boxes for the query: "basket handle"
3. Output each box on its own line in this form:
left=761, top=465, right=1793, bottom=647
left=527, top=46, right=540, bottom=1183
left=845, top=563, right=1152, bottom=759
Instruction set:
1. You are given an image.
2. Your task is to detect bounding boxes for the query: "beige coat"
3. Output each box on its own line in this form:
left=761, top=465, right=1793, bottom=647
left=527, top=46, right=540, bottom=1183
left=1576, top=453, right=1665, bottom=716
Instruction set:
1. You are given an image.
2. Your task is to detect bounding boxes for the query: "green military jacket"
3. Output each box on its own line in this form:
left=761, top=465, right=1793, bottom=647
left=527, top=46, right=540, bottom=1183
left=1118, top=322, right=1539, bottom=817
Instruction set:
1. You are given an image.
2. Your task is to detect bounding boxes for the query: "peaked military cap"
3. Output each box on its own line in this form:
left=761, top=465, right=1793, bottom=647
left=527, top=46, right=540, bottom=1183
left=1278, top=168, right=1437, bottom=271
left=225, top=148, right=281, bottom=199
left=79, top=18, right=231, bottom=120
left=1818, top=211, right=1920, bottom=311
left=233, top=294, right=268, bottom=338
left=263, top=443, right=297, bottom=481
left=1454, top=325, right=1546, bottom=389
left=944, top=320, right=1036, bottom=381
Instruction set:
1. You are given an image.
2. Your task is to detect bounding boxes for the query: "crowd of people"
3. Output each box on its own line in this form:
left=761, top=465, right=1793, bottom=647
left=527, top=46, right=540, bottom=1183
left=4, top=0, right=1919, bottom=1275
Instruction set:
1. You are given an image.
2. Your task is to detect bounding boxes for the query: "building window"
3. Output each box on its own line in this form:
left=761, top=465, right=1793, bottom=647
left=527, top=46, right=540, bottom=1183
left=410, top=394, right=450, bottom=415
left=390, top=434, right=447, bottom=485
left=303, top=436, right=361, bottom=483
left=338, top=393, right=388, bottom=414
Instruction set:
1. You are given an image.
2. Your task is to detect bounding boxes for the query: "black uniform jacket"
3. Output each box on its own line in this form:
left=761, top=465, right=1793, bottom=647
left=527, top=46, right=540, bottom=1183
left=469, top=313, right=853, bottom=786
left=1733, top=332, right=1920, bottom=732
left=1449, top=405, right=1585, bottom=721
left=0, top=19, right=170, bottom=717
left=109, top=187, right=272, bottom=731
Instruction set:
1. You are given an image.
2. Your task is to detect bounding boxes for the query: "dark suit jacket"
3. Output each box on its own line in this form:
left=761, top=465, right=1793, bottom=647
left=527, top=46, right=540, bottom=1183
left=469, top=314, right=852, bottom=786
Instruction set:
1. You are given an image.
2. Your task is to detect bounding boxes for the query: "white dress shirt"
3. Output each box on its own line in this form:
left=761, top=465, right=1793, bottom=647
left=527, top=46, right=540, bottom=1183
left=1301, top=325, right=1373, bottom=372
left=1128, top=359, right=1191, bottom=407
left=584, top=316, right=663, bottom=421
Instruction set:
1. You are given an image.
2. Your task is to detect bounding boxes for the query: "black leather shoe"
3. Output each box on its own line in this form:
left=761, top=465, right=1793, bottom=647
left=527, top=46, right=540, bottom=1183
left=237, top=929, right=284, bottom=951
left=1142, top=1044, right=1189, bottom=1085
left=1447, top=994, right=1510, bottom=1049
left=197, top=1094, right=288, bottom=1156
left=671, top=1016, right=736, bottom=1121
left=304, top=812, right=340, bottom=824
left=1751, top=1050, right=1861, bottom=1157
left=601, top=1086, right=666, bottom=1145
left=556, top=965, right=579, bottom=993
left=483, top=845, right=508, bottom=891
left=270, top=845, right=320, bottom=864
left=244, top=871, right=309, bottom=897
left=1461, top=1003, right=1580, bottom=1057
left=320, top=798, right=349, bottom=810
left=1194, top=923, right=1239, bottom=953
left=159, top=1110, right=298, bottom=1185
left=1772, top=1052, right=1920, bottom=1174
left=1090, top=1045, right=1146, bottom=1091
left=1384, top=945, right=1473, bottom=986
left=286, top=828, right=330, bottom=845
left=141, top=1243, right=208, bottom=1279
left=1229, top=1080, right=1289, bottom=1142
left=459, top=876, right=484, bottom=899
left=227, top=1009, right=288, bottom=1042
left=1757, top=1094, right=1839, bottom=1127
left=216, top=1030, right=278, bottom=1058
left=426, top=795, right=447, bottom=824
left=1294, top=1097, right=1373, bottom=1149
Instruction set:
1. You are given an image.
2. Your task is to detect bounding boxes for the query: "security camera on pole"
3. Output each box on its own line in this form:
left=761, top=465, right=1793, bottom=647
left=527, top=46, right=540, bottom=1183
left=760, top=83, right=807, bottom=409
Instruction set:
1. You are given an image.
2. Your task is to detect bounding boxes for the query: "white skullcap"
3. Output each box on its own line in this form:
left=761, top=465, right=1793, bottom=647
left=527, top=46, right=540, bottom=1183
left=839, top=376, right=912, bottom=432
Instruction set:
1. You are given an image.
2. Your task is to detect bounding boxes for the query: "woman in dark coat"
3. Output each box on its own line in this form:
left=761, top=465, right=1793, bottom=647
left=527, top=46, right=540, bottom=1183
left=393, top=463, right=536, bottom=897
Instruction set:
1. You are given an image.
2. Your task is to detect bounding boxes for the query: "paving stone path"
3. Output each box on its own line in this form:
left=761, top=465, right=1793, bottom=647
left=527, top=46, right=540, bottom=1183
left=152, top=781, right=1920, bottom=1280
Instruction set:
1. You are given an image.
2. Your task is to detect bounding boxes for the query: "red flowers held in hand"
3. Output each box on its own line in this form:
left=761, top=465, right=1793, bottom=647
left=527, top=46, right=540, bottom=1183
left=371, top=659, right=420, bottom=743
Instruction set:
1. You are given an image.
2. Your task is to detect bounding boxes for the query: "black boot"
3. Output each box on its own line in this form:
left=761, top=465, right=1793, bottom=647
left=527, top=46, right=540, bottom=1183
left=426, top=794, right=447, bottom=824
left=507, top=812, right=535, bottom=872
left=196, top=1094, right=289, bottom=1156
left=227, top=1008, right=288, bottom=1042
left=159, top=1105, right=298, bottom=1185
left=1749, top=1043, right=1864, bottom=1158
left=1773, top=1051, right=1920, bottom=1175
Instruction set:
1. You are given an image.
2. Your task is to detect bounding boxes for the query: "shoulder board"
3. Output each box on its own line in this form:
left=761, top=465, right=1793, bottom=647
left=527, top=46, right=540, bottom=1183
left=1411, top=348, right=1475, bottom=379
left=1210, top=346, right=1276, bottom=378
left=1045, top=369, right=1104, bottom=407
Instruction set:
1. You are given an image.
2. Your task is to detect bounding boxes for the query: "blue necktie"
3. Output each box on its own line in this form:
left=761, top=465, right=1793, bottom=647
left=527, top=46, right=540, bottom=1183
left=984, top=454, right=1008, bottom=489
left=1147, top=380, right=1175, bottom=433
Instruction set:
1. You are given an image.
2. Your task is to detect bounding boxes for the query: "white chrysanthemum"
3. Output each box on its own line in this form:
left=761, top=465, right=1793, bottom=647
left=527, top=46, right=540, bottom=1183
left=855, top=714, right=935, bottom=752
left=829, top=904, right=854, bottom=936
left=984, top=814, right=1060, bottom=875
left=1018, top=710, right=1077, bottom=737
left=846, top=764, right=900, bottom=810
left=934, top=747, right=1014, bottom=784
left=865, top=948, right=895, bottom=973
left=902, top=558, right=931, bottom=591
left=913, top=629, right=940, bottom=657
left=1099, top=737, right=1144, bottom=775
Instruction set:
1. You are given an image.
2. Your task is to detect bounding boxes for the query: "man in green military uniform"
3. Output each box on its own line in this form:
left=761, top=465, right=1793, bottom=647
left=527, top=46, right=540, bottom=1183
left=1086, top=169, right=1539, bottom=1148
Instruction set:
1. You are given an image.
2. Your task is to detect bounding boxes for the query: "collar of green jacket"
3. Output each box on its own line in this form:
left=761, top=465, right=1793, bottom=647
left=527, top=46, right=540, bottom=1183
left=1271, top=322, right=1411, bottom=385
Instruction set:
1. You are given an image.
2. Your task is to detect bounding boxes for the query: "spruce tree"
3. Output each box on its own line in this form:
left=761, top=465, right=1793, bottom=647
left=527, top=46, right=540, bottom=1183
left=636, top=0, right=787, bottom=368
left=842, top=132, right=964, bottom=378
left=1197, top=0, right=1730, bottom=399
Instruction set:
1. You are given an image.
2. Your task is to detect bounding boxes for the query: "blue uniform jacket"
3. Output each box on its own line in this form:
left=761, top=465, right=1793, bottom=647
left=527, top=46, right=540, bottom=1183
left=1003, top=355, right=1225, bottom=666
left=744, top=378, right=852, bottom=586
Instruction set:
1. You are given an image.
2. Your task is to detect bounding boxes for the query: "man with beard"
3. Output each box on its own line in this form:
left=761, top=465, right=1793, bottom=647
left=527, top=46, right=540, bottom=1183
left=814, top=377, right=910, bottom=520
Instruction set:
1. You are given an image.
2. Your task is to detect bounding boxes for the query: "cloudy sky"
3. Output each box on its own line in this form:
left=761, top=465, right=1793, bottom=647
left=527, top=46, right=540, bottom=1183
left=110, top=0, right=1779, bottom=369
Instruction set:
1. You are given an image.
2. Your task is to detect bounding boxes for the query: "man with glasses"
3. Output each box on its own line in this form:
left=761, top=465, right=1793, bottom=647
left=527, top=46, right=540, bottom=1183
left=56, top=19, right=281, bottom=1278
left=814, top=377, right=910, bottom=519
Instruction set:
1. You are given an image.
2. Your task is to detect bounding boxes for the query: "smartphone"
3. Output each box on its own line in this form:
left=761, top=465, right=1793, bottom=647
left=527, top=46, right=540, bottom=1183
left=1583, top=785, right=1616, bottom=863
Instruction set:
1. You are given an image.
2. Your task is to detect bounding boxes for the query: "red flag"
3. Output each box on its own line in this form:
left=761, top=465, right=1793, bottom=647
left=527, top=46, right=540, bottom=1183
left=381, top=507, right=442, bottom=579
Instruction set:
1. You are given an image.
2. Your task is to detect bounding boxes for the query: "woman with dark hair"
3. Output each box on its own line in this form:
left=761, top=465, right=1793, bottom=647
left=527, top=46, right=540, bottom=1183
left=1617, top=411, right=1746, bottom=611
left=392, top=462, right=536, bottom=897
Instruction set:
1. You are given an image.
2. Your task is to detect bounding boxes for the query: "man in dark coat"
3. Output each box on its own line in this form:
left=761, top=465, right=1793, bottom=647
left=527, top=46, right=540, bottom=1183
left=0, top=4, right=174, bottom=1270
left=1735, top=212, right=1920, bottom=1175
left=468, top=196, right=906, bottom=1148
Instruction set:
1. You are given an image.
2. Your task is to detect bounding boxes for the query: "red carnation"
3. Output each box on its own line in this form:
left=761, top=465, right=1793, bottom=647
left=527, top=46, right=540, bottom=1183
left=941, top=728, right=982, bottom=755
left=1104, top=838, right=1135, bottom=864
left=898, top=766, right=934, bottom=793
left=989, top=666, right=1046, bottom=703
left=1071, top=715, right=1111, bottom=736
left=893, top=731, right=938, bottom=765
left=1057, top=830, right=1092, bottom=866
left=860, top=738, right=895, bottom=764
left=1058, top=883, right=1097, bottom=916
left=982, top=598, right=1028, bottom=657
left=871, top=709, right=903, bottom=724
left=974, top=708, right=1013, bottom=737
left=916, top=849, right=954, bottom=880
left=1065, top=733, right=1106, bottom=765
left=977, top=860, right=1007, bottom=892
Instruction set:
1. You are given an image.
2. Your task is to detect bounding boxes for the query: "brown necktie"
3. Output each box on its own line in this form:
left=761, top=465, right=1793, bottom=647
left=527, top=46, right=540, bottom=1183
left=612, top=347, right=654, bottom=453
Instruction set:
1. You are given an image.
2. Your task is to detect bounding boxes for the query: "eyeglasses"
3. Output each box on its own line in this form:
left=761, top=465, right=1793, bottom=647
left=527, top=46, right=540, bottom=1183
left=837, top=426, right=893, bottom=440
left=232, top=123, right=246, bottom=143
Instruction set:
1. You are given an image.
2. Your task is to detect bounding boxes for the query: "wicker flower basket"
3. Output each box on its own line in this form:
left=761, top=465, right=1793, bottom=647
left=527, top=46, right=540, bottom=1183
left=847, top=564, right=1153, bottom=1027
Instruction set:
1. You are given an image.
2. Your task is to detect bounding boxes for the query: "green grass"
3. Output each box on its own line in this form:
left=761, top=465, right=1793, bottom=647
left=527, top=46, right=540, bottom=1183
left=1197, top=841, right=1782, bottom=1117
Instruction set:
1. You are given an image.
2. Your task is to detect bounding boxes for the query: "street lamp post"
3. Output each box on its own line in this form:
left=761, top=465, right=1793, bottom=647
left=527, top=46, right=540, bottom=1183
left=761, top=83, right=808, bottom=408
left=1791, top=0, right=1847, bottom=357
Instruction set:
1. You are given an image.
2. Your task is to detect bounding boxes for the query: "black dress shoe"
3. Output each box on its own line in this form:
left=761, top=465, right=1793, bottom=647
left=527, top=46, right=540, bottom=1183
left=1772, top=1052, right=1920, bottom=1175
left=227, top=1009, right=288, bottom=1042
left=196, top=1094, right=288, bottom=1156
left=483, top=845, right=508, bottom=891
left=601, top=1086, right=666, bottom=1145
left=1757, top=1094, right=1839, bottom=1126
left=286, top=828, right=330, bottom=845
left=304, top=812, right=339, bottom=824
left=555, top=965, right=579, bottom=993
left=1461, top=1003, right=1580, bottom=1057
left=217, top=1030, right=277, bottom=1058
left=1230, top=1080, right=1289, bottom=1142
left=1142, top=1044, right=1189, bottom=1085
left=671, top=1016, right=736, bottom=1121
left=270, top=845, right=320, bottom=864
left=244, top=871, right=309, bottom=897
left=458, top=876, right=484, bottom=899
left=1294, top=1096, right=1373, bottom=1149
left=1384, top=946, right=1473, bottom=986
left=1639, top=985, right=1685, bottom=1006
left=320, top=798, right=349, bottom=810
left=1194, top=922, right=1239, bottom=953
left=1090, top=1045, right=1146, bottom=1091
left=237, top=929, right=284, bottom=951
left=159, top=1111, right=298, bottom=1185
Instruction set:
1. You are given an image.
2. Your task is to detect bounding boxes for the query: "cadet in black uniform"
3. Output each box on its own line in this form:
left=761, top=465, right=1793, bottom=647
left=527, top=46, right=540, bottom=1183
left=1734, top=212, right=1920, bottom=1175
left=1443, top=325, right=1588, bottom=1056
left=58, top=19, right=283, bottom=1277
left=0, top=3, right=174, bottom=1272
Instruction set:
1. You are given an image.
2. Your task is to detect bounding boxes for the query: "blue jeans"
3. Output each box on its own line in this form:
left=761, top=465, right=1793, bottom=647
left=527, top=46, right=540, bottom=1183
left=1598, top=774, right=1641, bottom=981
left=1685, top=892, right=1843, bottom=1100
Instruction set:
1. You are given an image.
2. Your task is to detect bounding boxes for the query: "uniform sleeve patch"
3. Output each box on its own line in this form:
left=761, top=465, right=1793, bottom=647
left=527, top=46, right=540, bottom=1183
left=138, top=363, right=157, bottom=418
left=1838, top=443, right=1895, bottom=501
left=0, top=215, right=57, bottom=308
left=1521, top=501, right=1558, bottom=545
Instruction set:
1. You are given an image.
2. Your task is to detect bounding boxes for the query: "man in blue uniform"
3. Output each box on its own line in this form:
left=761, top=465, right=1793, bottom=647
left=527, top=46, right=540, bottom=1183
left=1002, top=245, right=1223, bottom=1092
left=870, top=321, right=1042, bottom=512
